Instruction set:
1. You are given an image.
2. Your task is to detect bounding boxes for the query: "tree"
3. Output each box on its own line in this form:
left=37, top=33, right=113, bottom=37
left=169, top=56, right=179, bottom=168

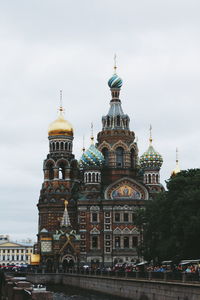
left=137, top=169, right=200, bottom=262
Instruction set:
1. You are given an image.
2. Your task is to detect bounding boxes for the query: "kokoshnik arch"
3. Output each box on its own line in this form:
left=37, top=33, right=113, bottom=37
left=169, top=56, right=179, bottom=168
left=37, top=63, right=164, bottom=271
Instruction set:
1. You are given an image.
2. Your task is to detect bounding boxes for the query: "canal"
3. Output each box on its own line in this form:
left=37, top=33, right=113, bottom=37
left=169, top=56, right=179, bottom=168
left=47, top=284, right=127, bottom=300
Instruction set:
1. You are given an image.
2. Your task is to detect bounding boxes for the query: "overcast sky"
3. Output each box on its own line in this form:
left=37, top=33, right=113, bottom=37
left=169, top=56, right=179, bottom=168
left=0, top=0, right=200, bottom=242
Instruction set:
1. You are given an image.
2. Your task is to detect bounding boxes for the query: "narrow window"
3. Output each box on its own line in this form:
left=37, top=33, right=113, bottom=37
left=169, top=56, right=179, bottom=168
left=156, top=174, right=159, bottom=183
left=117, top=115, right=120, bottom=126
left=92, top=213, right=98, bottom=222
left=48, top=163, right=54, bottom=180
left=102, top=148, right=109, bottom=166
left=116, top=147, right=124, bottom=167
left=124, top=213, right=129, bottom=222
left=92, top=236, right=98, bottom=249
left=115, top=213, right=120, bottom=222
left=58, top=163, right=65, bottom=179
left=124, top=237, right=129, bottom=248
left=107, top=116, right=110, bottom=127
left=130, top=149, right=135, bottom=168
left=148, top=174, right=151, bottom=184
left=92, top=173, right=95, bottom=182
left=115, top=236, right=120, bottom=248
left=88, top=173, right=91, bottom=182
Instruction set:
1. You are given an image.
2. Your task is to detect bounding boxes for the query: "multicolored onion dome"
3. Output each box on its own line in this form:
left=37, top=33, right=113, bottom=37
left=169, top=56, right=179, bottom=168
left=140, top=144, right=163, bottom=169
left=80, top=144, right=105, bottom=168
left=108, top=74, right=123, bottom=89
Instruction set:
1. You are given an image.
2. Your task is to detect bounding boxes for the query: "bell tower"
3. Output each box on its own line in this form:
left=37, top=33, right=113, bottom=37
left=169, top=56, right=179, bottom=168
left=97, top=59, right=139, bottom=184
left=37, top=93, right=79, bottom=236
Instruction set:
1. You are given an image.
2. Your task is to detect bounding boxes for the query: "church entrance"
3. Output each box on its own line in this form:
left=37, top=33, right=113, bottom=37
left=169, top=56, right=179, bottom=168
left=62, top=255, right=75, bottom=271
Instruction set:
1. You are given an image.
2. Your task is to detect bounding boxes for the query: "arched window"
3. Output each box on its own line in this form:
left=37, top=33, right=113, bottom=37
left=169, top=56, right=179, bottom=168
left=107, top=116, right=110, bottom=127
left=92, top=173, right=95, bottom=182
left=58, top=162, right=65, bottom=179
left=152, top=174, right=155, bottom=184
left=56, top=142, right=59, bottom=151
left=148, top=174, right=151, bottom=184
left=48, top=163, right=54, bottom=180
left=65, top=143, right=67, bottom=150
left=102, top=148, right=109, bottom=166
left=61, top=142, right=64, bottom=150
left=156, top=174, right=159, bottom=183
left=116, top=115, right=120, bottom=127
left=130, top=149, right=135, bottom=168
left=88, top=173, right=91, bottom=182
left=116, top=147, right=124, bottom=167
left=96, top=173, right=99, bottom=182
left=52, top=143, right=55, bottom=151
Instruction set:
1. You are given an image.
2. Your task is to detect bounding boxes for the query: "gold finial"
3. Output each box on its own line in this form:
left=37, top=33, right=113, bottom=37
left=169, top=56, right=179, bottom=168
left=114, top=53, right=117, bottom=74
left=176, top=147, right=179, bottom=164
left=58, top=90, right=65, bottom=114
left=149, top=124, right=153, bottom=144
left=64, top=200, right=68, bottom=208
left=82, top=135, right=85, bottom=152
left=91, top=122, right=94, bottom=144
left=171, top=148, right=181, bottom=176
left=59, top=90, right=63, bottom=111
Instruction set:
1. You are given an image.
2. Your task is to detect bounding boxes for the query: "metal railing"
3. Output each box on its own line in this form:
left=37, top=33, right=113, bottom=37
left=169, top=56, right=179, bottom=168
left=6, top=268, right=200, bottom=284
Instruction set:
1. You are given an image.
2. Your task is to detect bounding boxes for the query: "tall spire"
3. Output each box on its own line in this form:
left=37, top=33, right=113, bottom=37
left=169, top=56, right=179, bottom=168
left=82, top=135, right=85, bottom=152
left=91, top=123, right=94, bottom=144
left=60, top=200, right=71, bottom=228
left=171, top=148, right=181, bottom=176
left=114, top=53, right=117, bottom=74
left=59, top=90, right=64, bottom=113
left=149, top=125, right=153, bottom=145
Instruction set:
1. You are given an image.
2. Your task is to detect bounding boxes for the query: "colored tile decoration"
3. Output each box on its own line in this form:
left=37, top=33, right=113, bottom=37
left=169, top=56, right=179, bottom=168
left=140, top=145, right=163, bottom=169
left=108, top=74, right=123, bottom=88
left=80, top=144, right=104, bottom=167
left=111, top=185, right=141, bottom=199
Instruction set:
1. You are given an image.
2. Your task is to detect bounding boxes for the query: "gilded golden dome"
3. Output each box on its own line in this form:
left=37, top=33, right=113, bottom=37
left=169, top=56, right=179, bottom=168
left=48, top=107, right=73, bottom=137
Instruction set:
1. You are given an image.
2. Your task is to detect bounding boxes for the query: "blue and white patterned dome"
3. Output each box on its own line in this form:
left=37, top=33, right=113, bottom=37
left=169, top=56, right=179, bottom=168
left=80, top=144, right=105, bottom=168
left=108, top=74, right=123, bottom=89
left=140, top=144, right=163, bottom=170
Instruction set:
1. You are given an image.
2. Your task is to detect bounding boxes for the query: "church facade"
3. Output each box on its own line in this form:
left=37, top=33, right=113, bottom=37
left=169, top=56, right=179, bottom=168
left=37, top=67, right=164, bottom=270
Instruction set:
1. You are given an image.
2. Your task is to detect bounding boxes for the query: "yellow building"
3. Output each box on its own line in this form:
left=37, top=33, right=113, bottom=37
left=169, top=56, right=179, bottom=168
left=0, top=241, right=33, bottom=266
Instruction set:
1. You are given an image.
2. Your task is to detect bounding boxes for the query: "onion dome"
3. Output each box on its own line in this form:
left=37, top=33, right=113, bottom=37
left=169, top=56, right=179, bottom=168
left=140, top=127, right=163, bottom=170
left=140, top=145, right=163, bottom=170
left=80, top=138, right=104, bottom=168
left=108, top=74, right=123, bottom=89
left=48, top=107, right=73, bottom=137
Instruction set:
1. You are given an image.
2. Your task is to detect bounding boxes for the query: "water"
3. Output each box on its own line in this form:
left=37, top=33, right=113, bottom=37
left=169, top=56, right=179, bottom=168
left=47, top=284, right=127, bottom=300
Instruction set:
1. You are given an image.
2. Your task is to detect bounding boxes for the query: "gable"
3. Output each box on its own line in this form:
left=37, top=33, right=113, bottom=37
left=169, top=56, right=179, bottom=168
left=104, top=177, right=149, bottom=200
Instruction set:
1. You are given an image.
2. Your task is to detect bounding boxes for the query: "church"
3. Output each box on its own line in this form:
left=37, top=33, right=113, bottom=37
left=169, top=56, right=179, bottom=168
left=37, top=64, right=164, bottom=271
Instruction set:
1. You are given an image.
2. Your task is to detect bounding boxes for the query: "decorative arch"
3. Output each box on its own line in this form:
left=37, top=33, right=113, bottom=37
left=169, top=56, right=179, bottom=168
left=56, top=159, right=69, bottom=180
left=55, top=159, right=69, bottom=168
left=112, top=140, right=129, bottom=151
left=104, top=177, right=149, bottom=200
left=98, top=141, right=112, bottom=152
left=44, top=159, right=56, bottom=169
